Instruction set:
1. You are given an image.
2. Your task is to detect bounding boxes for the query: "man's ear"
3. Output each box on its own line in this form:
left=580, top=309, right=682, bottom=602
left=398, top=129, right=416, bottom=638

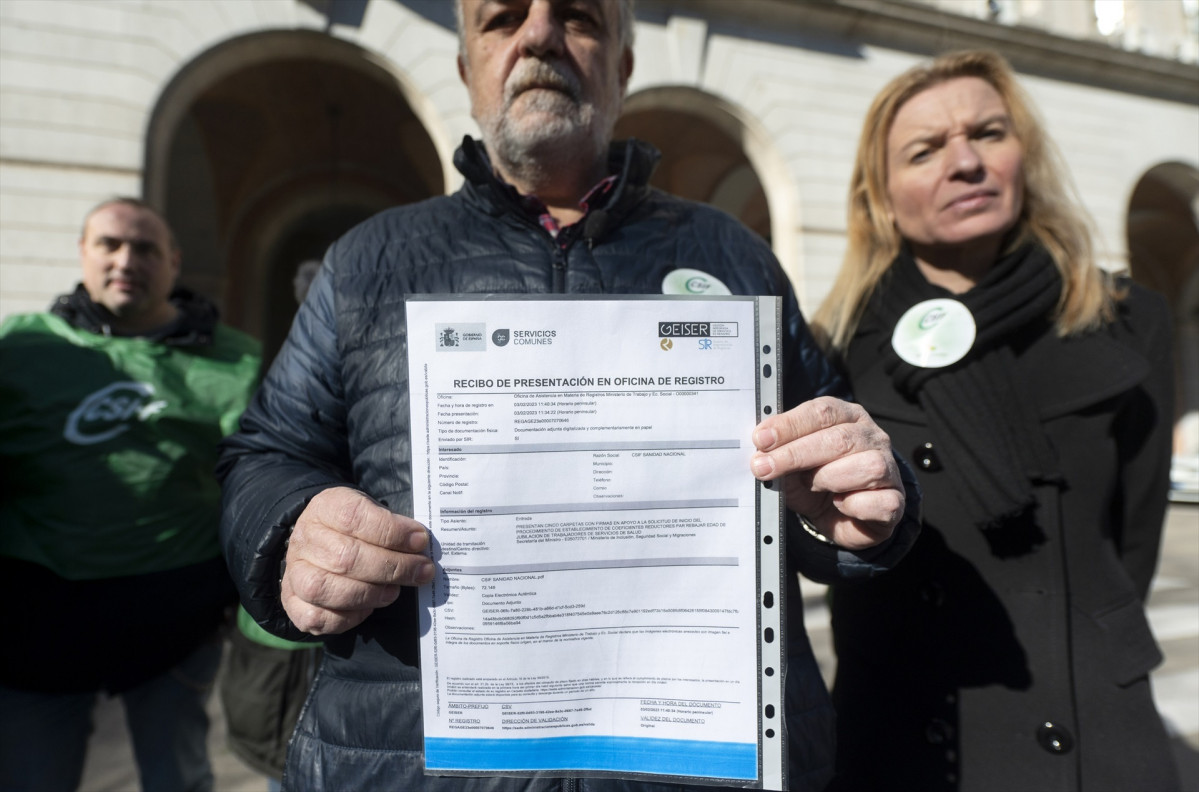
left=457, top=53, right=468, bottom=87
left=619, top=47, right=633, bottom=91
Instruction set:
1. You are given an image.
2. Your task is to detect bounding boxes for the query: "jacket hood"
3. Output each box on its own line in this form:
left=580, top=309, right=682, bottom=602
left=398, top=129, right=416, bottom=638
left=50, top=284, right=220, bottom=347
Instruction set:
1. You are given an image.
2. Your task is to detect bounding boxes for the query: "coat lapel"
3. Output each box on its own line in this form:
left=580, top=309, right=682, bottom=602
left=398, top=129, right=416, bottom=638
left=1020, top=324, right=1150, bottom=420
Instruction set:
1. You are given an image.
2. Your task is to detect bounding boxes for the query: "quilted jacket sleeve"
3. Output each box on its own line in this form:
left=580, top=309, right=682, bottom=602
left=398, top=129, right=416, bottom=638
left=778, top=283, right=922, bottom=584
left=217, top=253, right=354, bottom=642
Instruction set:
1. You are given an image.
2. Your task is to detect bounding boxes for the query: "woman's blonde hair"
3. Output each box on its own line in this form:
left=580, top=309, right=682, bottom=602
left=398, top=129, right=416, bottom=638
left=812, top=49, right=1118, bottom=354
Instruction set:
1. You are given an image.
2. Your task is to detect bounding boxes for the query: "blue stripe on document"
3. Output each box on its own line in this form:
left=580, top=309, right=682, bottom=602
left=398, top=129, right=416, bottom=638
left=425, top=736, right=757, bottom=779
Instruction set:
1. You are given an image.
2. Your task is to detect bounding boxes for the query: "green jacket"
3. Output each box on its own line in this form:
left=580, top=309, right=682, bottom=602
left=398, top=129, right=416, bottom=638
left=0, top=286, right=261, bottom=694
left=0, top=305, right=259, bottom=579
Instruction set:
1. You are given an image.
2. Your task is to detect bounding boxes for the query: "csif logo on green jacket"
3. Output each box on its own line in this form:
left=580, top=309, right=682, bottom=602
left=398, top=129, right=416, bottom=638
left=63, top=381, right=168, bottom=445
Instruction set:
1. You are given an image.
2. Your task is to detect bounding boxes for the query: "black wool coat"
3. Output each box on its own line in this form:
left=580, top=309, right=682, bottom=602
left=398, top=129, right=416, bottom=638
left=828, top=281, right=1179, bottom=792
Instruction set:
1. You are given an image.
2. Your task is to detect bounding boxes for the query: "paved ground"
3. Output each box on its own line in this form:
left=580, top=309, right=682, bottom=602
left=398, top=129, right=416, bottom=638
left=1150, top=503, right=1199, bottom=789
left=80, top=504, right=1199, bottom=791
left=80, top=685, right=266, bottom=792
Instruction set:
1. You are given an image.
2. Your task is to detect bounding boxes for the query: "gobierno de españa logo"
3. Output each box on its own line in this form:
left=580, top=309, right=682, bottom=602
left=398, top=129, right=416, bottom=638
left=435, top=323, right=487, bottom=351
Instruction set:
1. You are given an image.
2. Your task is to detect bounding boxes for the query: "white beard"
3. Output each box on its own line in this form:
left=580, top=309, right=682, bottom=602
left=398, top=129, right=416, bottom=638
left=478, top=60, right=618, bottom=185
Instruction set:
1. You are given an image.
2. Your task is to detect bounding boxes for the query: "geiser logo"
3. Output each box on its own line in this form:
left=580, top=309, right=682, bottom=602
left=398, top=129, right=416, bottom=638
left=659, top=321, right=712, bottom=337
left=657, top=321, right=740, bottom=338
left=658, top=320, right=739, bottom=351
left=63, top=381, right=167, bottom=446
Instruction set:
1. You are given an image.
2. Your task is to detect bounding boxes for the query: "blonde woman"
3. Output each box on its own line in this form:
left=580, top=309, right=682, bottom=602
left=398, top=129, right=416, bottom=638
left=815, top=50, right=1179, bottom=791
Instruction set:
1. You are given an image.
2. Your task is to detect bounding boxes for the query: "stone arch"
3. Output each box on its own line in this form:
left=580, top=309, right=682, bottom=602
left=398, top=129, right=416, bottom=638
left=143, top=30, right=446, bottom=365
left=1127, top=160, right=1199, bottom=493
left=615, top=86, right=799, bottom=278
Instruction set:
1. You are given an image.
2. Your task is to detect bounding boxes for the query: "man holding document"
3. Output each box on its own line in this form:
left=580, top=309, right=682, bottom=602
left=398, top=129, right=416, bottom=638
left=218, top=1, right=920, bottom=790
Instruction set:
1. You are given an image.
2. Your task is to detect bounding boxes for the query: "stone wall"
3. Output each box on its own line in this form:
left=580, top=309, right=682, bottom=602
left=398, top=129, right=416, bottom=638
left=1, top=0, right=1195, bottom=317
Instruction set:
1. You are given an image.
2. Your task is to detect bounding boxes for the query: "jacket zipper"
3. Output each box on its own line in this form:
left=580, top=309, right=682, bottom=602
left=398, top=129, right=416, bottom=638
left=552, top=245, right=567, bottom=293
left=516, top=214, right=570, bottom=293
left=552, top=222, right=590, bottom=293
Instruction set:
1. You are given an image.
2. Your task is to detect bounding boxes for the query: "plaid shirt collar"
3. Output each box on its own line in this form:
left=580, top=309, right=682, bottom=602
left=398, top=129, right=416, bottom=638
left=504, top=174, right=619, bottom=243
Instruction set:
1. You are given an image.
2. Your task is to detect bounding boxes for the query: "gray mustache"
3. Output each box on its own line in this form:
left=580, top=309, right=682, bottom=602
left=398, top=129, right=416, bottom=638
left=505, top=62, right=581, bottom=103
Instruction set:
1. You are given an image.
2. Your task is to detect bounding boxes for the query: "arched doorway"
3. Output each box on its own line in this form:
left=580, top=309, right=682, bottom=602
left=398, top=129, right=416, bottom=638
left=145, top=31, right=444, bottom=366
left=1127, top=161, right=1199, bottom=499
left=615, top=89, right=773, bottom=244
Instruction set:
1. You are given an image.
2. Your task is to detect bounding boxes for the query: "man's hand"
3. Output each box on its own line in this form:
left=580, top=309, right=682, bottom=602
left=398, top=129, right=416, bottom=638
left=281, top=486, right=435, bottom=636
left=751, top=396, right=904, bottom=550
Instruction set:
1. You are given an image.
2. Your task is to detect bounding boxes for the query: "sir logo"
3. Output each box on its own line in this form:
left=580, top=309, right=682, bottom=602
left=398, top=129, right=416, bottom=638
left=63, top=381, right=168, bottom=445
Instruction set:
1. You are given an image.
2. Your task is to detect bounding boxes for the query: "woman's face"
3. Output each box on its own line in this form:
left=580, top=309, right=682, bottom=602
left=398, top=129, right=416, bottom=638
left=885, top=77, right=1025, bottom=262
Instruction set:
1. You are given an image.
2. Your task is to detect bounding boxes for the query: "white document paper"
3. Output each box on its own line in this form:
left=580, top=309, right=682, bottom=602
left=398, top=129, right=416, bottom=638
left=407, top=296, right=785, bottom=789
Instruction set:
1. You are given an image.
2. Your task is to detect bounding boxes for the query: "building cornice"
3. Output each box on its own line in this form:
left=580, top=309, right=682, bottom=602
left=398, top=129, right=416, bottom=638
left=641, top=0, right=1199, bottom=105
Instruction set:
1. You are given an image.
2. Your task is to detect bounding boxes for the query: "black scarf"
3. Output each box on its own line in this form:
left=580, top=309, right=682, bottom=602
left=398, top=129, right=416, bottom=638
left=873, top=242, right=1064, bottom=532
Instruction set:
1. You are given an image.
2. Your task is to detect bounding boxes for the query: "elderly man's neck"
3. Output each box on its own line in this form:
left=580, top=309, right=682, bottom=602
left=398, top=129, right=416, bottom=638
left=490, top=145, right=610, bottom=227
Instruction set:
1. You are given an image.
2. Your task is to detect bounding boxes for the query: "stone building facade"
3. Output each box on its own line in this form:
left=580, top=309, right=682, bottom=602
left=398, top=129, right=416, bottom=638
left=1, top=0, right=1196, bottom=472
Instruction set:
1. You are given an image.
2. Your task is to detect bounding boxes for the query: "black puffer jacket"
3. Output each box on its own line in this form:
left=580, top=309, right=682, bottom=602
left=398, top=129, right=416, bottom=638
left=218, top=137, right=920, bottom=792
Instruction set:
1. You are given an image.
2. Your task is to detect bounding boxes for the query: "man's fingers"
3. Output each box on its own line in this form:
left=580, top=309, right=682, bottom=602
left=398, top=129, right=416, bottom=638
left=281, top=565, right=379, bottom=636
left=281, top=486, right=436, bottom=637
left=751, top=398, right=892, bottom=480
left=752, top=422, right=890, bottom=480
left=290, top=521, right=433, bottom=586
left=791, top=448, right=904, bottom=535
left=752, top=397, right=907, bottom=552
left=293, top=487, right=433, bottom=587
left=783, top=482, right=903, bottom=551
left=806, top=449, right=898, bottom=495
left=752, top=424, right=856, bottom=479
left=753, top=397, right=867, bottom=452
left=306, top=486, right=430, bottom=553
left=284, top=556, right=404, bottom=612
left=826, top=489, right=905, bottom=546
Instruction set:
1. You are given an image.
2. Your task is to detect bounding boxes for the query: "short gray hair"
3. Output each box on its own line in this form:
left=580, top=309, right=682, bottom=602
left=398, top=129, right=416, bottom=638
left=455, top=0, right=636, bottom=56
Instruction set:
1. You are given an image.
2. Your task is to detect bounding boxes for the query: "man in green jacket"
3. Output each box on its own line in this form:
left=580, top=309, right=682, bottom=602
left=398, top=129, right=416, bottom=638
left=0, top=197, right=260, bottom=792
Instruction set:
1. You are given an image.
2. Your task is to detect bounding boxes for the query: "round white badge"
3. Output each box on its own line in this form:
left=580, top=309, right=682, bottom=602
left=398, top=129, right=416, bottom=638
left=661, top=268, right=732, bottom=296
left=891, top=298, right=976, bottom=368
